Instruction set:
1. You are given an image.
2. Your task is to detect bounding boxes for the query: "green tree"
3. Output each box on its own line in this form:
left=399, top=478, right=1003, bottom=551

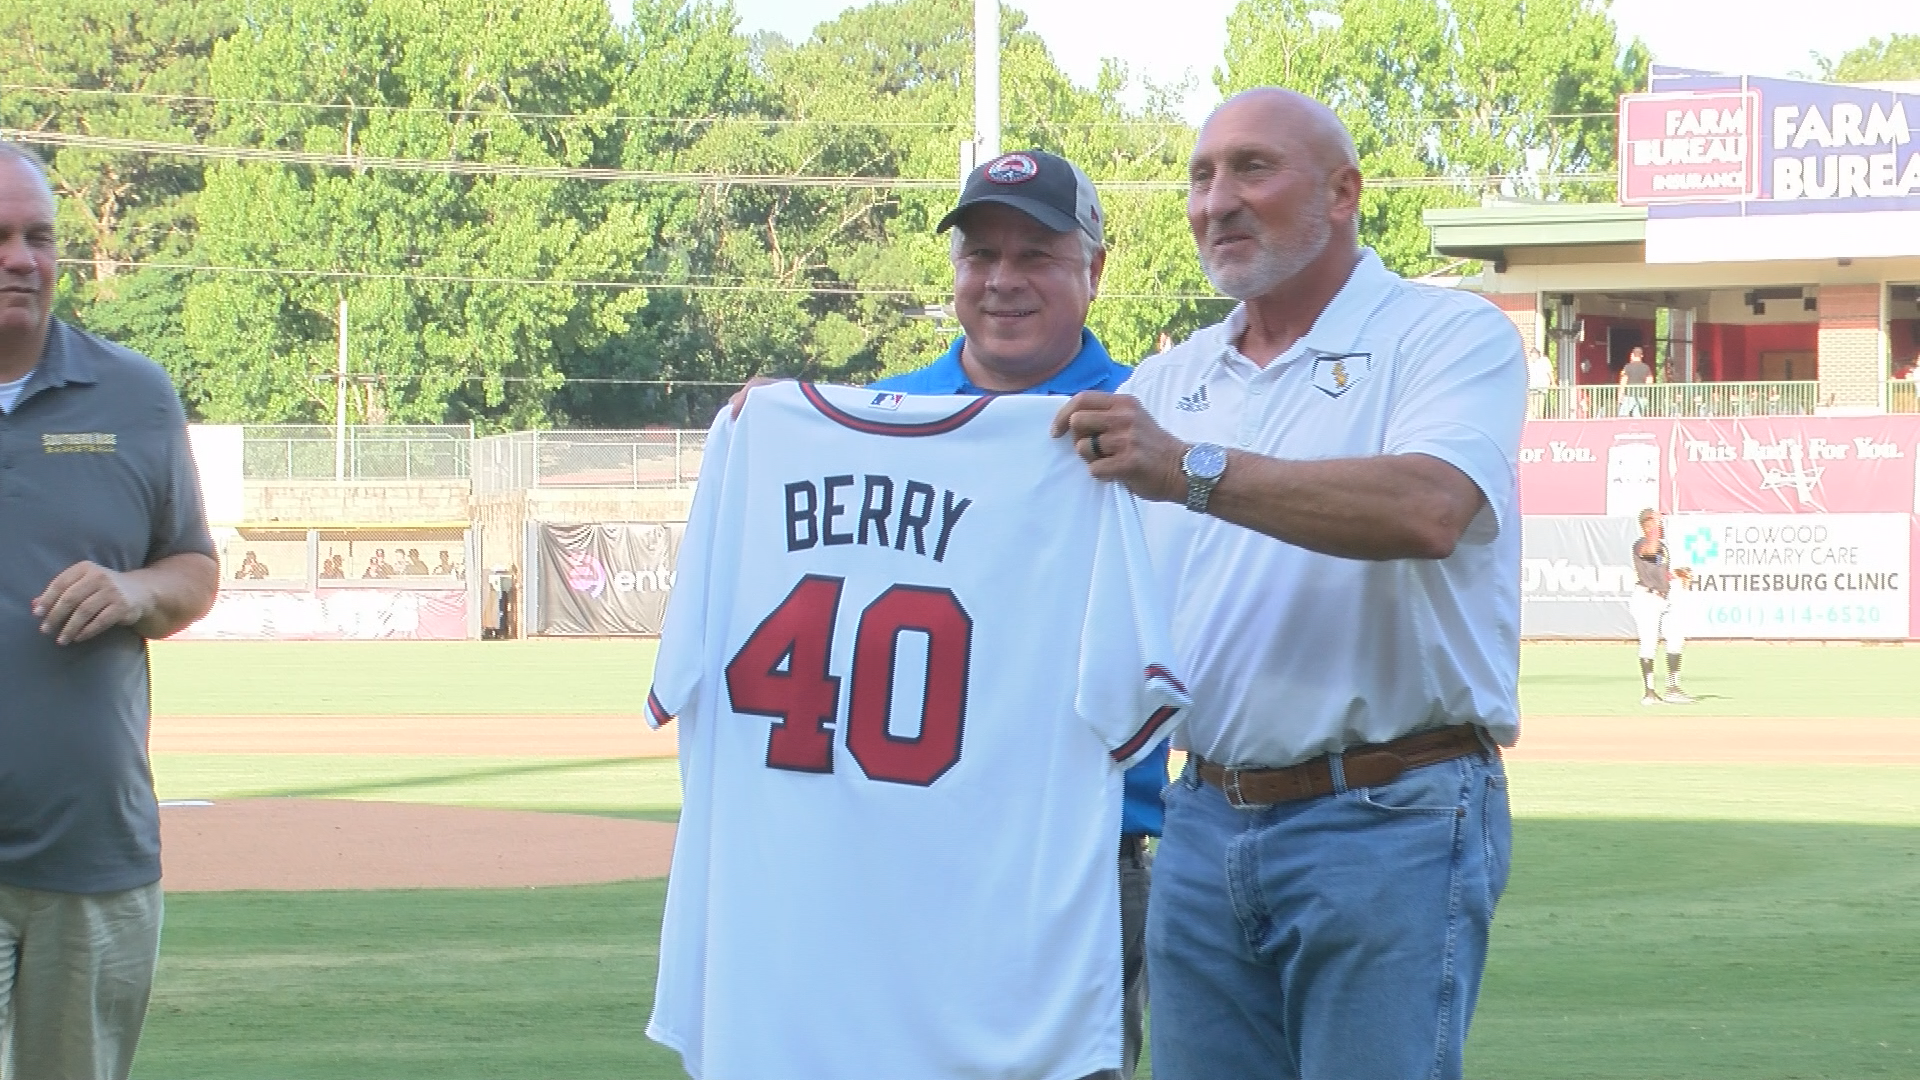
left=0, top=0, right=238, bottom=374
left=1820, top=34, right=1920, bottom=83
left=182, top=0, right=749, bottom=429
left=1218, top=0, right=1646, bottom=274
left=691, top=0, right=1219, bottom=381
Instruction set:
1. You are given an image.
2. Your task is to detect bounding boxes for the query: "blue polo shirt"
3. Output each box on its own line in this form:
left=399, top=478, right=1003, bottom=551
left=872, top=330, right=1170, bottom=838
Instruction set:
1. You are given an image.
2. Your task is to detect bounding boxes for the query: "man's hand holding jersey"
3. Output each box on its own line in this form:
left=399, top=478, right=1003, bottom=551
left=1050, top=392, right=1187, bottom=503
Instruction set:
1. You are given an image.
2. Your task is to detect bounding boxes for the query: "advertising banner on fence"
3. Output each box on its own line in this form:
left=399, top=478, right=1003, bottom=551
left=1519, top=420, right=1670, bottom=516
left=1670, top=416, right=1920, bottom=514
left=1521, top=516, right=1641, bottom=638
left=1668, top=513, right=1911, bottom=639
left=535, top=522, right=684, bottom=635
left=1521, top=416, right=1920, bottom=516
left=175, top=588, right=468, bottom=640
left=1630, top=70, right=1920, bottom=261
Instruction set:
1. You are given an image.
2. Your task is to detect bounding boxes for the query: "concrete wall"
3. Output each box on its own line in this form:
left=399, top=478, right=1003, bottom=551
left=245, top=480, right=471, bottom=526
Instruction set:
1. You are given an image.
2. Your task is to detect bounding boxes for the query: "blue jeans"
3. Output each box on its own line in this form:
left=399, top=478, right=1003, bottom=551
left=1147, top=744, right=1512, bottom=1080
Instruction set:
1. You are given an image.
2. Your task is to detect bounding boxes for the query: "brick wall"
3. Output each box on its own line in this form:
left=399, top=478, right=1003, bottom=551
left=1817, top=284, right=1883, bottom=410
left=1482, top=292, right=1540, bottom=351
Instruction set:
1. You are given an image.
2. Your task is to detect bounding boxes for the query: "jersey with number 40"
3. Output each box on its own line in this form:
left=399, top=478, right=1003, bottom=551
left=645, top=382, right=1188, bottom=1080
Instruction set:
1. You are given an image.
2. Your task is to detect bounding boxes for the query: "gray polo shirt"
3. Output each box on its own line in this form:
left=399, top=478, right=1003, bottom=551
left=0, top=319, right=214, bottom=894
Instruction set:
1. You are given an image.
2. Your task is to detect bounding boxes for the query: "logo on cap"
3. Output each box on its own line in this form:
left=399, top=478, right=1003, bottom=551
left=984, top=153, right=1039, bottom=185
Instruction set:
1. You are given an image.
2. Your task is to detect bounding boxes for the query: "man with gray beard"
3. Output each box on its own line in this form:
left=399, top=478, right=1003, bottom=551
left=1052, top=89, right=1526, bottom=1079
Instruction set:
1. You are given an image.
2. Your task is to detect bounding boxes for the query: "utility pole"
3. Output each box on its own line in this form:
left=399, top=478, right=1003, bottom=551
left=966, top=0, right=999, bottom=182
left=335, top=293, right=348, bottom=481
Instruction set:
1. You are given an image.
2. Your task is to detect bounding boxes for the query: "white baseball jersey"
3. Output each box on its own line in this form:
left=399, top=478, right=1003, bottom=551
left=646, top=382, right=1188, bottom=1080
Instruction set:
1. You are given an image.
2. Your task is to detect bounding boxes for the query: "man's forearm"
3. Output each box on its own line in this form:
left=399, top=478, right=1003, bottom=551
left=126, top=553, right=220, bottom=638
left=1202, top=451, right=1486, bottom=561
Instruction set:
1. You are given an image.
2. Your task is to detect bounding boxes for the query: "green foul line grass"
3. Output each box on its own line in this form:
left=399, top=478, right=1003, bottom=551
left=153, top=754, right=683, bottom=815
left=137, top=818, right=1920, bottom=1080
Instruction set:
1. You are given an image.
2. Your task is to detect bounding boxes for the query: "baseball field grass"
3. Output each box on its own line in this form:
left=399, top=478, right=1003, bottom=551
left=134, top=640, right=1920, bottom=1080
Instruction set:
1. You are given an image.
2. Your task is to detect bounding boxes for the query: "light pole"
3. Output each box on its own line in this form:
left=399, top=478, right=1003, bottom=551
left=965, top=0, right=999, bottom=182
left=334, top=293, right=348, bottom=481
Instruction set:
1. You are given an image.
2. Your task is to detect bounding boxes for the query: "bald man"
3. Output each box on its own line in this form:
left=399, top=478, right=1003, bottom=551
left=0, top=141, right=217, bottom=1080
left=1053, top=89, right=1525, bottom=1079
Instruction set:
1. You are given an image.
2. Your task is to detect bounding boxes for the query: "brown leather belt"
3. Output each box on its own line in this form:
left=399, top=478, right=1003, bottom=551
left=1195, top=725, right=1491, bottom=808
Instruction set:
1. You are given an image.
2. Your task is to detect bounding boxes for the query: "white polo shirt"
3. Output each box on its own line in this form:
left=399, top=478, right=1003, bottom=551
left=1126, top=249, right=1525, bottom=767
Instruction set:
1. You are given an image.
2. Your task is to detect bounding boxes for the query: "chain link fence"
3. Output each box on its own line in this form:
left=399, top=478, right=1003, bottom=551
left=243, top=425, right=473, bottom=480
left=474, top=430, right=707, bottom=494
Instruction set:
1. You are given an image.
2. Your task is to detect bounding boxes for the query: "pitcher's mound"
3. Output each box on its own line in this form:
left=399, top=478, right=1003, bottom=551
left=161, top=799, right=675, bottom=892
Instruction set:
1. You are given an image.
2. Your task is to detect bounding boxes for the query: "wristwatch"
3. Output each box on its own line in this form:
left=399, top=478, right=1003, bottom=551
left=1182, top=442, right=1228, bottom=513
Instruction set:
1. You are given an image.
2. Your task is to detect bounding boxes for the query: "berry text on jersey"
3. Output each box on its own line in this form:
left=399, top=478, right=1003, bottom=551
left=785, top=475, right=974, bottom=563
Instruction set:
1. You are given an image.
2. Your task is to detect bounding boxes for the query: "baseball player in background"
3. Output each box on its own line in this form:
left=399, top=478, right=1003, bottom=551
left=1631, top=508, right=1693, bottom=705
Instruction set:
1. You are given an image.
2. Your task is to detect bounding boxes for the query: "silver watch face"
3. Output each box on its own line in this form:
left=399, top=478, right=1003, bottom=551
left=1184, top=442, right=1227, bottom=481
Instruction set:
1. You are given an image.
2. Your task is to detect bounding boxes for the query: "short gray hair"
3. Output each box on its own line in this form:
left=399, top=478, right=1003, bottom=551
left=949, top=224, right=1105, bottom=271
left=0, top=140, right=51, bottom=185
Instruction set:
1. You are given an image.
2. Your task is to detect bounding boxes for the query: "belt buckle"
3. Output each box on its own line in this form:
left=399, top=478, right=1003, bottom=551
left=1225, top=769, right=1248, bottom=808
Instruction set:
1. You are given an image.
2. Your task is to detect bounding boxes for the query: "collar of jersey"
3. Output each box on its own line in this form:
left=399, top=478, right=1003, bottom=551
left=907, top=328, right=1124, bottom=396
left=1213, top=248, right=1394, bottom=370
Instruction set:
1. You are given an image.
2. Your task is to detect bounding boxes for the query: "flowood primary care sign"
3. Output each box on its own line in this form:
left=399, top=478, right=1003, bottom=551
left=1668, top=513, right=1910, bottom=639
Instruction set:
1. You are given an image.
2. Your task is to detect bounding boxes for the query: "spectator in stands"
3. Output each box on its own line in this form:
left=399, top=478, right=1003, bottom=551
left=432, top=550, right=457, bottom=576
left=1617, top=346, right=1651, bottom=417
left=1526, top=346, right=1554, bottom=418
left=363, top=549, right=393, bottom=579
left=404, top=548, right=429, bottom=575
left=319, top=555, right=345, bottom=579
left=234, top=551, right=266, bottom=580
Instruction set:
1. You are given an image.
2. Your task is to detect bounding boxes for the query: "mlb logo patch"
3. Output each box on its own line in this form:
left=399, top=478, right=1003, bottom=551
left=1309, top=353, right=1372, bottom=398
left=869, top=391, right=905, bottom=411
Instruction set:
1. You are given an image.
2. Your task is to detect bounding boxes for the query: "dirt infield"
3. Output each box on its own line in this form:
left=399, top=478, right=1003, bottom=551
left=160, top=799, right=676, bottom=892
left=1509, top=716, right=1920, bottom=763
left=153, top=713, right=1920, bottom=893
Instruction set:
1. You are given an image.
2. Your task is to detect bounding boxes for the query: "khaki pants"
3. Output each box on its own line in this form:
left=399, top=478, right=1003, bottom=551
left=0, top=881, right=162, bottom=1080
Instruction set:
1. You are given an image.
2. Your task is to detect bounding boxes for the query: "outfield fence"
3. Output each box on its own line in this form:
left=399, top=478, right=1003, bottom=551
left=474, top=430, right=707, bottom=494
left=243, top=425, right=473, bottom=480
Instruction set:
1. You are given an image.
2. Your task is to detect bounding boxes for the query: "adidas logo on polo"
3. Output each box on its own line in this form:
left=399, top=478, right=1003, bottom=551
left=1175, top=383, right=1211, bottom=412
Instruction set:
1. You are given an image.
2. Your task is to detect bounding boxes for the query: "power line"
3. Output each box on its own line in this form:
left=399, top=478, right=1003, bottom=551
left=1, top=83, right=964, bottom=128
left=58, top=258, right=1237, bottom=303
left=11, top=127, right=1617, bottom=191
left=2, top=83, right=1622, bottom=129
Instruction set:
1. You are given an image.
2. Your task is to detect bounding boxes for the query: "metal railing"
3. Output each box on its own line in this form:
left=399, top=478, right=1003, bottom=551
left=243, top=425, right=473, bottom=480
left=1527, top=381, right=1820, bottom=420
left=474, top=429, right=707, bottom=494
left=1891, top=380, right=1918, bottom=414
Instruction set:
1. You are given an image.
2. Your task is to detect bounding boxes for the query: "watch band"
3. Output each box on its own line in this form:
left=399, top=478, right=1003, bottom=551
left=1186, top=473, right=1215, bottom=513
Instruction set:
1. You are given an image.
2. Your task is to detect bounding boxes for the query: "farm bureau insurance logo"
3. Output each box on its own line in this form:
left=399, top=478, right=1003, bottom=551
left=1619, top=90, right=1760, bottom=204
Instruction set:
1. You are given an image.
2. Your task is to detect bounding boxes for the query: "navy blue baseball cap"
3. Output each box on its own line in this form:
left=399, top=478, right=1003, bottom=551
left=938, top=149, right=1105, bottom=246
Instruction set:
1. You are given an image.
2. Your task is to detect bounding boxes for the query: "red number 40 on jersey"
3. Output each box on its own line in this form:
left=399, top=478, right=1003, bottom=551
left=725, top=574, right=972, bottom=787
